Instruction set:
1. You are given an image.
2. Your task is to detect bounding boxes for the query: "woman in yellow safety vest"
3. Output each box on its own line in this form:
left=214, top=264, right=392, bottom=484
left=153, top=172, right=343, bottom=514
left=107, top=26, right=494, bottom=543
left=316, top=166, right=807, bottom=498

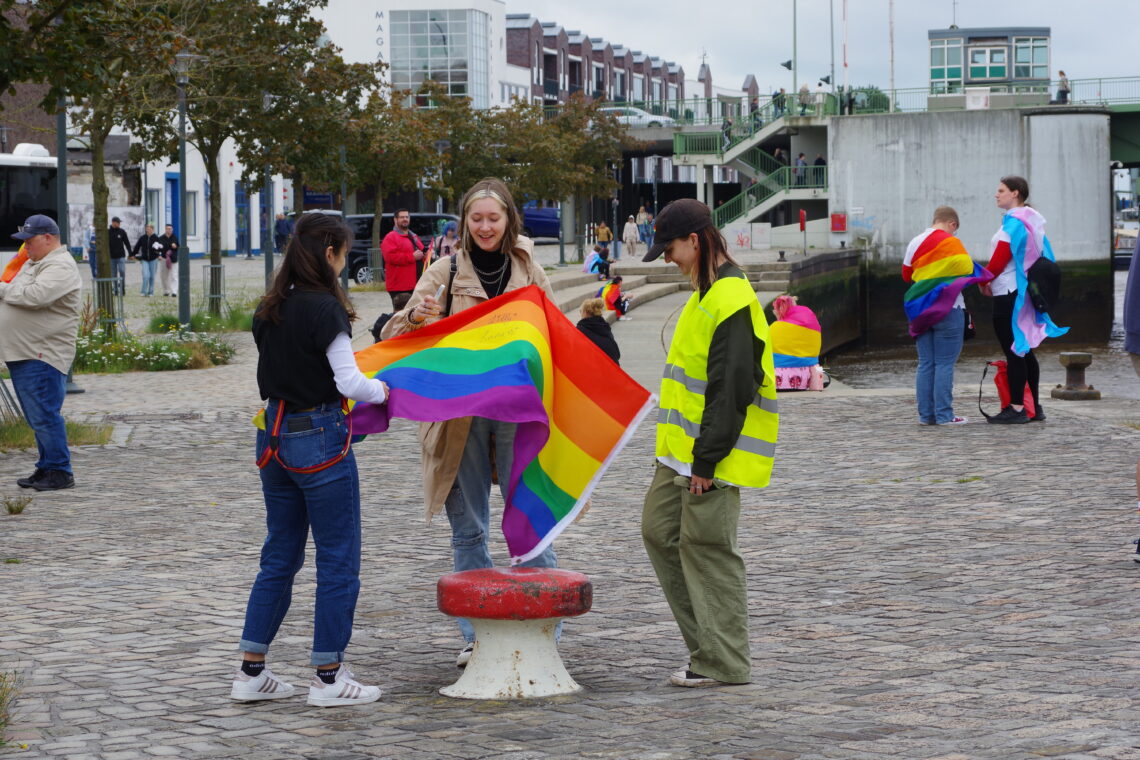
left=639, top=198, right=778, bottom=688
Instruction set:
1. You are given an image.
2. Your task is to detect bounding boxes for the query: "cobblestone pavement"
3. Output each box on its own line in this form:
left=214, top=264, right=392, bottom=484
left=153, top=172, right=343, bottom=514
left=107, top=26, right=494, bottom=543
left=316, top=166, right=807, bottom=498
left=2, top=274, right=1139, bottom=759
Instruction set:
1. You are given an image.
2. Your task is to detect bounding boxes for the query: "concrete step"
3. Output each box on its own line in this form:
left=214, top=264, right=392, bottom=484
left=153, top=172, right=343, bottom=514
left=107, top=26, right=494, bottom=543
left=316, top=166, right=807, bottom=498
left=583, top=280, right=687, bottom=325
left=554, top=273, right=653, bottom=314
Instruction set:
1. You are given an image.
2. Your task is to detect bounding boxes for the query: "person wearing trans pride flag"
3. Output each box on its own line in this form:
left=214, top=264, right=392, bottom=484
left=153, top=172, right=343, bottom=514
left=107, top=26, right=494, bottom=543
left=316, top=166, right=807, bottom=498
left=902, top=206, right=992, bottom=426
left=978, top=176, right=1068, bottom=424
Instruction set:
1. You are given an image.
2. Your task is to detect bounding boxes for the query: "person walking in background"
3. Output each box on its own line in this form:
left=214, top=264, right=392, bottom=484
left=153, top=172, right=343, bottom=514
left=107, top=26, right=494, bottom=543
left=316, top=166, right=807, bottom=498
left=902, top=206, right=992, bottom=426
left=132, top=223, right=161, bottom=297
left=1056, top=71, right=1070, bottom=104
left=157, top=224, right=179, bottom=297
left=622, top=214, right=640, bottom=260
left=636, top=206, right=650, bottom=244
left=595, top=219, right=613, bottom=255
left=2, top=215, right=82, bottom=492
left=749, top=96, right=762, bottom=131
left=108, top=216, right=131, bottom=296
left=576, top=297, right=620, bottom=364
left=273, top=213, right=293, bottom=253
left=638, top=198, right=778, bottom=688
left=773, top=88, right=786, bottom=117
left=813, top=153, right=827, bottom=185
left=380, top=178, right=561, bottom=669
left=86, top=224, right=97, bottom=281
left=795, top=153, right=808, bottom=186
left=798, top=83, right=811, bottom=115
left=978, top=175, right=1068, bottom=423
left=721, top=115, right=733, bottom=150
left=232, top=213, right=388, bottom=708
left=381, top=209, right=428, bottom=312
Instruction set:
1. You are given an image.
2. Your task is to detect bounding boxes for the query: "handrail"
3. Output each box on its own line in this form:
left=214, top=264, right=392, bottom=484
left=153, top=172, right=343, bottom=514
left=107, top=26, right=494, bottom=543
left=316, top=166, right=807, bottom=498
left=711, top=166, right=828, bottom=228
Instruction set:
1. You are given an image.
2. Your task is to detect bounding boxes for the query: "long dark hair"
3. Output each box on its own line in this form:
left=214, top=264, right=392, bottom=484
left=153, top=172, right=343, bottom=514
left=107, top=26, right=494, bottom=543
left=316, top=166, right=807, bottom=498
left=458, top=177, right=521, bottom=256
left=1000, top=175, right=1030, bottom=205
left=256, top=213, right=356, bottom=324
left=692, top=225, right=737, bottom=293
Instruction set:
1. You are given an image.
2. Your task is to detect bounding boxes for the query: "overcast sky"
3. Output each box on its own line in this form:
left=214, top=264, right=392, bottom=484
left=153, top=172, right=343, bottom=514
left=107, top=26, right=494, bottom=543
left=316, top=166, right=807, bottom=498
left=506, top=0, right=1140, bottom=94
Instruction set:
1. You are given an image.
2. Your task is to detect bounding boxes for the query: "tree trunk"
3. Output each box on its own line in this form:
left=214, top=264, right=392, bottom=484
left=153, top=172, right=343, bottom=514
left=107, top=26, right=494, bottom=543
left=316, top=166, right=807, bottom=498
left=291, top=169, right=304, bottom=216
left=202, top=143, right=223, bottom=316
left=89, top=115, right=117, bottom=338
left=370, top=180, right=383, bottom=281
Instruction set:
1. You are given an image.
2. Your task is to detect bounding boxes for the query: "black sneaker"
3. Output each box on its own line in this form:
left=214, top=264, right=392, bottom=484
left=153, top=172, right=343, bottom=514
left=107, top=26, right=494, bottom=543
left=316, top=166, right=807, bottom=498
left=16, top=468, right=46, bottom=488
left=1133, top=538, right=1140, bottom=564
left=987, top=406, right=1030, bottom=424
left=1029, top=403, right=1046, bottom=422
left=31, top=470, right=74, bottom=491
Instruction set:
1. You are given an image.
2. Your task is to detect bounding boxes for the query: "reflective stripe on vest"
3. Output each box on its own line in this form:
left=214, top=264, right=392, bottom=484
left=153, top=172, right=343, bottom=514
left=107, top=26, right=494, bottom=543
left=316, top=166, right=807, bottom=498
left=655, top=275, right=779, bottom=488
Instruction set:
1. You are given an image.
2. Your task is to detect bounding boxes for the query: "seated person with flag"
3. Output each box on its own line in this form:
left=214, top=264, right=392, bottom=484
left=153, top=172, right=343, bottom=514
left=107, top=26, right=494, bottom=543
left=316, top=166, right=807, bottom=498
left=902, top=205, right=992, bottom=426
left=599, top=275, right=633, bottom=321
left=770, top=294, right=826, bottom=391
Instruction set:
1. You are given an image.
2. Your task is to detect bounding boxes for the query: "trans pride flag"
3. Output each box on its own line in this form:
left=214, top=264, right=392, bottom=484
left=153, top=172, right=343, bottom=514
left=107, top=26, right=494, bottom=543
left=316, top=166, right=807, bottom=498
left=770, top=297, right=821, bottom=368
left=903, top=229, right=993, bottom=337
left=351, top=285, right=655, bottom=564
left=1003, top=206, right=1068, bottom=356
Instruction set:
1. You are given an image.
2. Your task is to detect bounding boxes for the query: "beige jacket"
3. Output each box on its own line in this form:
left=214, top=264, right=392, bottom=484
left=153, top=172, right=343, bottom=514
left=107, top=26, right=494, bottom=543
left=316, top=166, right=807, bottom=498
left=380, top=236, right=557, bottom=522
left=0, top=246, right=82, bottom=374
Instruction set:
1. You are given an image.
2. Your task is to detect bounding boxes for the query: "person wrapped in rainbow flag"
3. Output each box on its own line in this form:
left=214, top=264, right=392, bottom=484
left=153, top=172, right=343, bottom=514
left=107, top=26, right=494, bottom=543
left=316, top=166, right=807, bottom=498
left=770, top=294, right=827, bottom=391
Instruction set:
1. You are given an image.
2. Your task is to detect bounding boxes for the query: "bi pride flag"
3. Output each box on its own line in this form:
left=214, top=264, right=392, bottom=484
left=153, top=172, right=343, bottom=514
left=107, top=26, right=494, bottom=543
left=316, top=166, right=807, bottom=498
left=903, top=228, right=993, bottom=338
left=350, top=285, right=655, bottom=564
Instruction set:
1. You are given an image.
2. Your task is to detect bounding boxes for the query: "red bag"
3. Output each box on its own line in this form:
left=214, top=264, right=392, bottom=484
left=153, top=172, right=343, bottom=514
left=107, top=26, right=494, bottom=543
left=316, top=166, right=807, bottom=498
left=988, top=360, right=1036, bottom=419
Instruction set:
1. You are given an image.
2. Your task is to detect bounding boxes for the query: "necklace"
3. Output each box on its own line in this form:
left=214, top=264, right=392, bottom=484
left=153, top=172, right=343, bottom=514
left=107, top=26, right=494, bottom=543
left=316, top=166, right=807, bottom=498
left=471, top=254, right=509, bottom=280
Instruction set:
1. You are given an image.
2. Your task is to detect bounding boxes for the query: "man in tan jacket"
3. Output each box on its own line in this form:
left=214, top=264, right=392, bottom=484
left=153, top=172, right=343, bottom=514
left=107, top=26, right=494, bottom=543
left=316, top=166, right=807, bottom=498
left=1, top=214, right=82, bottom=491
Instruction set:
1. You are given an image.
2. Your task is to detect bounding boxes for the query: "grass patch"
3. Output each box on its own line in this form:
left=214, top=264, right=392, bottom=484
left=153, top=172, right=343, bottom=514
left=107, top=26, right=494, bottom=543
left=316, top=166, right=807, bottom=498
left=146, top=305, right=255, bottom=334
left=957, top=475, right=983, bottom=483
left=74, top=329, right=235, bottom=373
left=0, top=418, right=112, bottom=451
left=349, top=282, right=387, bottom=293
left=3, top=558, right=19, bottom=564
left=0, top=669, right=20, bottom=749
left=3, top=495, right=31, bottom=515
left=1123, top=421, right=1140, bottom=431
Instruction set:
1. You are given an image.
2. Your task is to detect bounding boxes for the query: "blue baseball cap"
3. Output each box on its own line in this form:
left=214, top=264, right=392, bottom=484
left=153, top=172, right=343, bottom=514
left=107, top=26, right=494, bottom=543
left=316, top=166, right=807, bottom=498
left=12, top=214, right=60, bottom=240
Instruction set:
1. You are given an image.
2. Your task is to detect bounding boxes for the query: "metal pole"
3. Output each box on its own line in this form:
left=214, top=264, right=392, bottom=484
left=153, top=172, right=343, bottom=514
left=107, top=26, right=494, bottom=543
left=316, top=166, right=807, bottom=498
left=263, top=163, right=273, bottom=287
left=58, top=99, right=83, bottom=394
left=829, top=0, right=836, bottom=95
left=177, top=73, right=190, bottom=327
left=843, top=0, right=849, bottom=95
left=339, top=144, right=349, bottom=291
left=888, top=0, right=895, bottom=112
left=792, top=0, right=798, bottom=96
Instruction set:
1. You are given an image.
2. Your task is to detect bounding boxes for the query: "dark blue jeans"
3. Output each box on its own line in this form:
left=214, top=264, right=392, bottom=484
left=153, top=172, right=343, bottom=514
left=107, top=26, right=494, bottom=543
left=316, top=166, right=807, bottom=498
left=240, top=403, right=361, bottom=666
left=7, top=359, right=70, bottom=473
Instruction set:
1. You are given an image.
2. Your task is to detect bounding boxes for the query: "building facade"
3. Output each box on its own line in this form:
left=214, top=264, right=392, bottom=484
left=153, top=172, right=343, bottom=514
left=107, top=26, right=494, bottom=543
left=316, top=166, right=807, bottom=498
left=928, top=26, right=1051, bottom=94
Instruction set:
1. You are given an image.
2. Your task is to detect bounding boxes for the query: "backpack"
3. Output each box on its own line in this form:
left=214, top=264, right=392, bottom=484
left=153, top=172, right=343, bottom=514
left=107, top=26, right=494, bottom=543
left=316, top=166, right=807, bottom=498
left=1026, top=256, right=1061, bottom=314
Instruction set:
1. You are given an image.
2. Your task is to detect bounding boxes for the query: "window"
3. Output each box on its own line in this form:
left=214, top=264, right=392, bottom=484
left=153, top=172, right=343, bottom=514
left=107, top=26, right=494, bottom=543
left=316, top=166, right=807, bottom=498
left=391, top=9, right=489, bottom=107
left=929, top=37, right=962, bottom=92
left=146, top=189, right=161, bottom=229
left=593, top=63, right=605, bottom=93
left=968, top=46, right=1008, bottom=80
left=1013, top=37, right=1049, bottom=79
left=185, top=190, right=198, bottom=236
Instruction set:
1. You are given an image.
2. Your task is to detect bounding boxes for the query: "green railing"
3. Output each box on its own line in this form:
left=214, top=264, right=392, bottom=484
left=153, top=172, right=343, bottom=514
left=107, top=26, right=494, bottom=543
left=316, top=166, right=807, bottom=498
left=736, top=146, right=781, bottom=176
left=711, top=165, right=828, bottom=228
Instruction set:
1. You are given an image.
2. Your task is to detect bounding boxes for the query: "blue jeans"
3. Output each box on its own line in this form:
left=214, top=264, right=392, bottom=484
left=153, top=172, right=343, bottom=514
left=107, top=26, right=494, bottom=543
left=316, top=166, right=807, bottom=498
left=140, top=259, right=157, bottom=295
left=445, top=416, right=558, bottom=643
left=111, top=258, right=126, bottom=294
left=7, top=360, right=70, bottom=473
left=914, top=307, right=965, bottom=424
left=240, top=403, right=361, bottom=666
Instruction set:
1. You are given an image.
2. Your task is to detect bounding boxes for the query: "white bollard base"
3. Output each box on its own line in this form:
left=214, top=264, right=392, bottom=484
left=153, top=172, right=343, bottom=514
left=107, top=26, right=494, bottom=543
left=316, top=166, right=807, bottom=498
left=440, top=617, right=581, bottom=699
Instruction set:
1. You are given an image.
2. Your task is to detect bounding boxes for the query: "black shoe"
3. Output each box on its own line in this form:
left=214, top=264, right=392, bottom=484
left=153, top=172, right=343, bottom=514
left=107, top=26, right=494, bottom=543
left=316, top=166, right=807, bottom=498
left=16, top=468, right=46, bottom=488
left=987, top=406, right=1029, bottom=424
left=1029, top=403, right=1046, bottom=422
left=1133, top=538, right=1140, bottom=564
left=31, top=470, right=74, bottom=491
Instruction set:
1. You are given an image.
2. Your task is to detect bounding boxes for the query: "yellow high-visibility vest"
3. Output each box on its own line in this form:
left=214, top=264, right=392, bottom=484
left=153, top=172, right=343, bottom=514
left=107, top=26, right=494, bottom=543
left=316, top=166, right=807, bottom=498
left=656, top=275, right=778, bottom=488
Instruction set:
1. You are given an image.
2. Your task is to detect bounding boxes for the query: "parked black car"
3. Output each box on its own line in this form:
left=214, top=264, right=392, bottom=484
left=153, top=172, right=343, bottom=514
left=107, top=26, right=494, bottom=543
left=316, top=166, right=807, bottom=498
left=344, top=213, right=460, bottom=284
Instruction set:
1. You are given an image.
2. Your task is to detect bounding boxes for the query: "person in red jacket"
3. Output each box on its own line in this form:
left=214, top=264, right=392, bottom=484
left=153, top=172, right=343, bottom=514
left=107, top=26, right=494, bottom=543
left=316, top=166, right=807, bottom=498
left=381, top=209, right=431, bottom=311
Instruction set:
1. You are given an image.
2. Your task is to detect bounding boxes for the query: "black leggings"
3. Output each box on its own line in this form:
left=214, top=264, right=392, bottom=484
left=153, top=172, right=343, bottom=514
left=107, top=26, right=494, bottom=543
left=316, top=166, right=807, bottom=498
left=992, top=292, right=1039, bottom=406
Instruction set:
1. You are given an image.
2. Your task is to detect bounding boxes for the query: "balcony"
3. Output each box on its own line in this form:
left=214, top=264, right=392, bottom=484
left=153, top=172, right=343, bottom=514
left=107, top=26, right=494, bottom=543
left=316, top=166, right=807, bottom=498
left=543, top=79, right=559, bottom=98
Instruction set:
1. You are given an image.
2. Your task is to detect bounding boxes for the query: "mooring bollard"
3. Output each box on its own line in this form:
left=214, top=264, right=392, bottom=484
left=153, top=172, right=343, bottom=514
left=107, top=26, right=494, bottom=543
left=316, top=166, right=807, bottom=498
left=1050, top=352, right=1101, bottom=400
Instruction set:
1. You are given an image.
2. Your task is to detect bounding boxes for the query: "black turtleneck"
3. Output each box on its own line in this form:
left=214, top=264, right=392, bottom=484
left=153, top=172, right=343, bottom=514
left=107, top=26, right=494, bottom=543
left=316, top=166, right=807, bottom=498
left=468, top=245, right=513, bottom=299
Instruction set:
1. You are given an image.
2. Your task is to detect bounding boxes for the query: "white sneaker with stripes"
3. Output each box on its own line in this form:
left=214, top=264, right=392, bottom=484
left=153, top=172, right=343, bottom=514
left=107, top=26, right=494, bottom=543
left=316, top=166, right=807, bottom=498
left=306, top=665, right=381, bottom=707
left=230, top=667, right=295, bottom=702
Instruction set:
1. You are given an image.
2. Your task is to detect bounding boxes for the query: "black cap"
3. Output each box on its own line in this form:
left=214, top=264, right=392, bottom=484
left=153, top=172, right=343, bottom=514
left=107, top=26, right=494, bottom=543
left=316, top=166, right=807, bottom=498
left=11, top=214, right=60, bottom=241
left=111, top=216, right=121, bottom=223
left=642, top=198, right=712, bottom=262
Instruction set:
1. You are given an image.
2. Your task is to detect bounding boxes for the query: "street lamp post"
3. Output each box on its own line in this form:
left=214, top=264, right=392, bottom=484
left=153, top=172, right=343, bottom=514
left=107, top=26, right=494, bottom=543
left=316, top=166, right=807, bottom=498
left=262, top=93, right=279, bottom=288
left=174, top=52, right=196, bottom=328
left=792, top=0, right=798, bottom=96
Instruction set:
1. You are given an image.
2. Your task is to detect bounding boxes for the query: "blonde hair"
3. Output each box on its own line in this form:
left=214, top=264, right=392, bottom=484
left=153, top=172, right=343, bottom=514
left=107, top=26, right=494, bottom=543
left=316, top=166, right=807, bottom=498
left=580, top=298, right=604, bottom=318
left=458, top=178, right=521, bottom=256
left=932, top=206, right=959, bottom=226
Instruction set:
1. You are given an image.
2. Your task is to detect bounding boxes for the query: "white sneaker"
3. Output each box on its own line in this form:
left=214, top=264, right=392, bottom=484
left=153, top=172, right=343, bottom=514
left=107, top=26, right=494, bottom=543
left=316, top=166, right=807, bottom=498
left=618, top=316, right=632, bottom=321
left=230, top=667, right=295, bottom=702
left=456, top=642, right=474, bottom=668
left=306, top=665, right=381, bottom=707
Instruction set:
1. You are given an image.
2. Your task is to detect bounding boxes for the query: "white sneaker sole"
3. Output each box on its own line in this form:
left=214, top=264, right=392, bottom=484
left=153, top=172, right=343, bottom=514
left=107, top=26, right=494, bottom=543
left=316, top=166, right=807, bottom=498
left=307, top=690, right=381, bottom=707
left=230, top=686, right=294, bottom=702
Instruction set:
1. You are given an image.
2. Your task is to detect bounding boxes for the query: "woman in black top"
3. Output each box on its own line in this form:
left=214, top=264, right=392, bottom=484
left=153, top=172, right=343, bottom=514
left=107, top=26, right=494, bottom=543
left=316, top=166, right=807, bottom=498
left=231, top=213, right=389, bottom=708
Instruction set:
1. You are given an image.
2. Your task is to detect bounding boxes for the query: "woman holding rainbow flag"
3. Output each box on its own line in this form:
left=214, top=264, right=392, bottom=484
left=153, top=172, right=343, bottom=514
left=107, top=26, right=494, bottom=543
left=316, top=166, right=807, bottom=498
left=639, top=198, right=779, bottom=688
left=902, top=205, right=992, bottom=425
left=381, top=177, right=561, bottom=668
left=232, top=213, right=389, bottom=708
left=979, top=175, right=1068, bottom=424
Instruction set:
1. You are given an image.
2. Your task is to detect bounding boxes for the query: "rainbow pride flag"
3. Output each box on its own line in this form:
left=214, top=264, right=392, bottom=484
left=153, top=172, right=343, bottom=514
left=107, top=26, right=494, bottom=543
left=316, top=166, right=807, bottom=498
left=771, top=303, right=821, bottom=368
left=351, top=285, right=655, bottom=564
left=903, top=229, right=993, bottom=337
